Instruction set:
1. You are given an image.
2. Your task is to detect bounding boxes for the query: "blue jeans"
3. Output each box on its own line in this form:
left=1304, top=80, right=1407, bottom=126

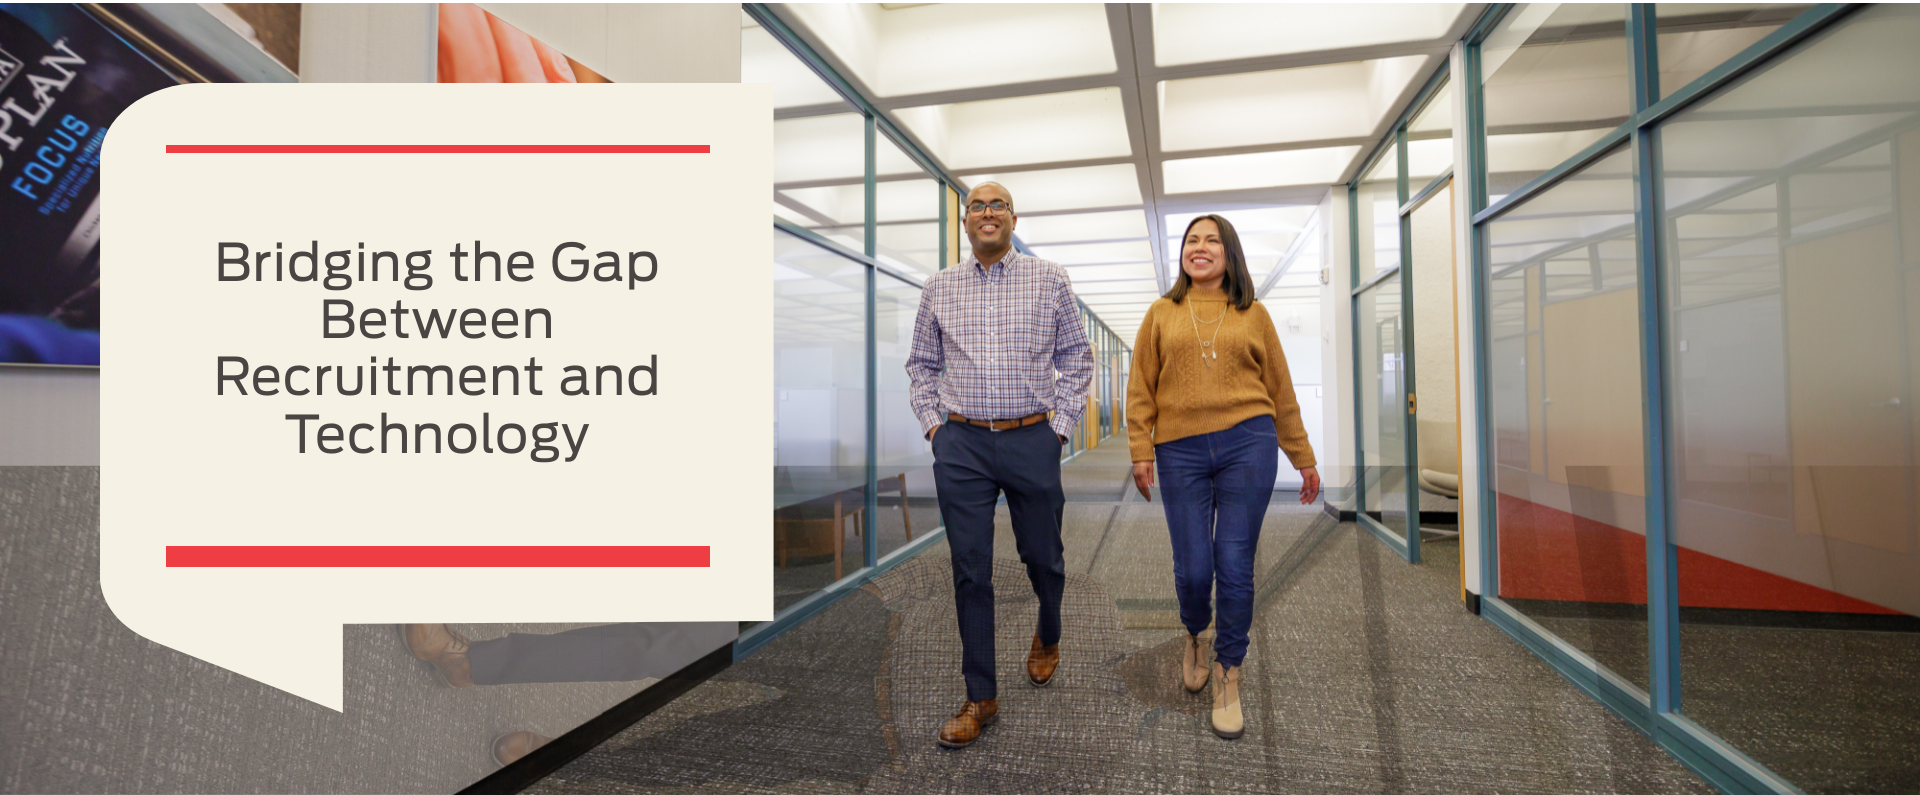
left=1155, top=415, right=1278, bottom=669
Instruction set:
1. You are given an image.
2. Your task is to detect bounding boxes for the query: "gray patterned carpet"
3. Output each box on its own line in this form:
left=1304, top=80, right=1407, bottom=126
left=8, top=448, right=1916, bottom=794
left=0, top=467, right=667, bottom=794
left=528, top=450, right=1720, bottom=795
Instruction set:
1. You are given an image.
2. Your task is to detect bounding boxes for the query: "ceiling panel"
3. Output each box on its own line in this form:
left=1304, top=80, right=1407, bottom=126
left=1065, top=262, right=1159, bottom=282
left=968, top=163, right=1144, bottom=213
left=742, top=23, right=851, bottom=109
left=781, top=178, right=943, bottom=226
left=774, top=113, right=867, bottom=184
left=894, top=88, right=1133, bottom=170
left=1158, top=56, right=1427, bottom=151
left=1073, top=279, right=1162, bottom=295
left=786, top=3, right=1115, bottom=97
left=1152, top=4, right=1468, bottom=67
left=1165, top=206, right=1316, bottom=237
left=1030, top=240, right=1155, bottom=265
left=1163, top=146, right=1361, bottom=193
left=1015, top=210, right=1152, bottom=244
left=1079, top=291, right=1163, bottom=305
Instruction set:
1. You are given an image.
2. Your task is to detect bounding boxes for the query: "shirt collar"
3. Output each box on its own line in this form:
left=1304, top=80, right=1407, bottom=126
left=968, top=251, right=1016, bottom=278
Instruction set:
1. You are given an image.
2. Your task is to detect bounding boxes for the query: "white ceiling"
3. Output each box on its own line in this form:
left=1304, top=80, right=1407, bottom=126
left=752, top=3, right=1485, bottom=343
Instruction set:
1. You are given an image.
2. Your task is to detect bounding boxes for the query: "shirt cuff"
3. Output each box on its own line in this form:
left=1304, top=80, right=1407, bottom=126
left=917, top=409, right=946, bottom=438
left=1048, top=418, right=1076, bottom=441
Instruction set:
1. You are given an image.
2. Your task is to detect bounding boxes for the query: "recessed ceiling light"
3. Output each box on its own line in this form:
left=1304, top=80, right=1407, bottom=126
left=1066, top=263, right=1160, bottom=282
left=894, top=88, right=1132, bottom=170
left=1165, top=207, right=1316, bottom=236
left=1163, top=146, right=1361, bottom=193
left=1015, top=210, right=1152, bottom=244
left=1031, top=240, right=1155, bottom=265
left=1153, top=4, right=1468, bottom=67
left=966, top=163, right=1143, bottom=213
left=1074, top=279, right=1162, bottom=295
left=785, top=4, right=1115, bottom=97
left=1159, top=57, right=1428, bottom=152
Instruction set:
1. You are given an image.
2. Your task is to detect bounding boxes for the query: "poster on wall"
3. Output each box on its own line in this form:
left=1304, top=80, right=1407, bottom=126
left=0, top=3, right=176, bottom=365
left=437, top=3, right=612, bottom=84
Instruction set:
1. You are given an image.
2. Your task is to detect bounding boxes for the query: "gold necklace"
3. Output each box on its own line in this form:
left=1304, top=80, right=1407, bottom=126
left=1187, top=300, right=1227, bottom=366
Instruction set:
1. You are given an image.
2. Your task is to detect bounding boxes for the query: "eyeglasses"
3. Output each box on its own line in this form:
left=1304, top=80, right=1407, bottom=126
left=966, top=200, right=1012, bottom=216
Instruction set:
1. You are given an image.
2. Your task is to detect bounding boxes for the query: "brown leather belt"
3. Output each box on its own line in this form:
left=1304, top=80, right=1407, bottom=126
left=948, top=411, right=1050, bottom=432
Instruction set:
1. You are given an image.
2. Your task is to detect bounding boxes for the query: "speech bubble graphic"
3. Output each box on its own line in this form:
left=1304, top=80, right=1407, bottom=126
left=100, top=83, right=771, bottom=710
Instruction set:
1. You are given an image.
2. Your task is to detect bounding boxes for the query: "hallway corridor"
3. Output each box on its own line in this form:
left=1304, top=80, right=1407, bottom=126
left=528, top=448, right=1711, bottom=794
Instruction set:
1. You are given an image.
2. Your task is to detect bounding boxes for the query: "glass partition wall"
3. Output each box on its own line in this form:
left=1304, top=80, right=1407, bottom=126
left=1351, top=74, right=1456, bottom=564
left=746, top=4, right=1131, bottom=656
left=1443, top=4, right=1920, bottom=793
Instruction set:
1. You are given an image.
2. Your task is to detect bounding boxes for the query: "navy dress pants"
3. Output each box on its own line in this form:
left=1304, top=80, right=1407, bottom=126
left=931, top=420, right=1066, bottom=702
left=1155, top=416, right=1278, bottom=669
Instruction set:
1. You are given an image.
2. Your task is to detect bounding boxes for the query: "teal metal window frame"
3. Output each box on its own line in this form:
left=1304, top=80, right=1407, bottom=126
left=1348, top=62, right=1453, bottom=564
left=742, top=2, right=1132, bottom=658
left=1453, top=5, right=1866, bottom=795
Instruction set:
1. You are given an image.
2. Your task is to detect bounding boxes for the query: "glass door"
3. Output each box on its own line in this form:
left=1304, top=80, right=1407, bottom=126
left=1358, top=274, right=1413, bottom=550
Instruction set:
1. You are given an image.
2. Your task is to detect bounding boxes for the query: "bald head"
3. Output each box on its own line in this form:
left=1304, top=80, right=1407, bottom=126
left=963, top=182, right=1016, bottom=265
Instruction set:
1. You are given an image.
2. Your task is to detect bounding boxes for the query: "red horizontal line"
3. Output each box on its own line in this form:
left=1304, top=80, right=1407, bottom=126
left=164, top=144, right=709, bottom=154
left=166, top=546, right=710, bottom=567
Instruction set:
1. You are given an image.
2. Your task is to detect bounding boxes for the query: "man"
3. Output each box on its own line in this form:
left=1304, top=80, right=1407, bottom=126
left=905, top=182, right=1094, bottom=749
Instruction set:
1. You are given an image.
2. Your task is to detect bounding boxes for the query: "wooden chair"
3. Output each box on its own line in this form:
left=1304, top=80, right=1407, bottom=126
left=831, top=474, right=915, bottom=566
left=774, top=488, right=861, bottom=581
left=772, top=474, right=913, bottom=581
left=879, top=472, right=912, bottom=541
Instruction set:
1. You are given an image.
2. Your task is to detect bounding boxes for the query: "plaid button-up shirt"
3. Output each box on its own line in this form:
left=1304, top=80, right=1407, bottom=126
left=906, top=251, right=1094, bottom=440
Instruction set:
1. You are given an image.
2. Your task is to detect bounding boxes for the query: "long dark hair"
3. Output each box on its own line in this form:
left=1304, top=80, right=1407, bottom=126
left=1166, top=214, right=1255, bottom=310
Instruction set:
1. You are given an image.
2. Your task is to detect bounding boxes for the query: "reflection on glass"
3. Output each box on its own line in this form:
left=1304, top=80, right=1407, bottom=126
left=1408, top=81, right=1455, bottom=187
left=1654, top=4, right=1813, bottom=99
left=876, top=273, right=937, bottom=559
left=1356, top=146, right=1400, bottom=283
left=773, top=229, right=869, bottom=613
left=1660, top=6, right=1920, bottom=791
left=1486, top=146, right=1649, bottom=688
left=1481, top=4, right=1628, bottom=203
left=874, top=133, right=943, bottom=275
left=1359, top=274, right=1408, bottom=538
left=776, top=113, right=868, bottom=252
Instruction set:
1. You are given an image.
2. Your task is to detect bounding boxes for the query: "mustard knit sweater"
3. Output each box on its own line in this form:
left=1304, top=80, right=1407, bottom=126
left=1126, top=286, right=1316, bottom=468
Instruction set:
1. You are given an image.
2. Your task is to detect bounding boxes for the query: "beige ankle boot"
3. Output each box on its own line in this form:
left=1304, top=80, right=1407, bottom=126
left=1180, top=633, right=1209, bottom=693
left=1210, top=662, right=1243, bottom=739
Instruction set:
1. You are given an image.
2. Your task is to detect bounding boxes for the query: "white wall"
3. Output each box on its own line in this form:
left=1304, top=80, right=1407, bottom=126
left=1451, top=42, right=1485, bottom=594
left=1321, top=187, right=1355, bottom=504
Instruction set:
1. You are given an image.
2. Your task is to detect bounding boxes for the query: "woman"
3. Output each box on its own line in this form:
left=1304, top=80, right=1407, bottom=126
left=1126, top=214, right=1320, bottom=740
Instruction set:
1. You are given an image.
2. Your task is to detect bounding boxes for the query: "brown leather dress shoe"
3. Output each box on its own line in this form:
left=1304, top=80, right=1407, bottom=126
left=491, top=731, right=554, bottom=766
left=1026, top=634, right=1060, bottom=687
left=400, top=623, right=475, bottom=687
left=937, top=699, right=998, bottom=748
